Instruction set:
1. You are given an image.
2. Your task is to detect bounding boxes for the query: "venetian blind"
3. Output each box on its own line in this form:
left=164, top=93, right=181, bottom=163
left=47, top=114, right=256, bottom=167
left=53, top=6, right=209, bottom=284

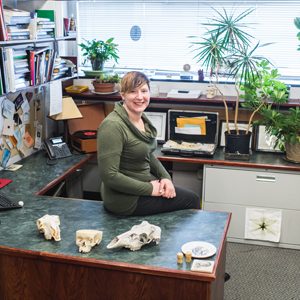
left=77, top=1, right=300, bottom=79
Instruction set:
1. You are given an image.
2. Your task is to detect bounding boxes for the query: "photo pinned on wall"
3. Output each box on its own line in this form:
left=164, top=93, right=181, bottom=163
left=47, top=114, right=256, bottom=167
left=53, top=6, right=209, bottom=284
left=144, top=111, right=167, bottom=143
left=0, top=92, right=35, bottom=168
left=254, top=125, right=284, bottom=153
left=218, top=121, right=253, bottom=147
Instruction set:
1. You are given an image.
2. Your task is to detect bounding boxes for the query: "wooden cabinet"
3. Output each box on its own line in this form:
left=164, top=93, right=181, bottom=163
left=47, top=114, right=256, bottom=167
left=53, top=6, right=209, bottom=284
left=203, top=165, right=300, bottom=249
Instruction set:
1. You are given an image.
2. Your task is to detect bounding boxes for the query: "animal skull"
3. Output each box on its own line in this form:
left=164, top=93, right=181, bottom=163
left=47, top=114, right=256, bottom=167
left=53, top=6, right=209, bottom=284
left=76, top=229, right=103, bottom=253
left=107, top=221, right=161, bottom=251
left=36, top=214, right=61, bottom=241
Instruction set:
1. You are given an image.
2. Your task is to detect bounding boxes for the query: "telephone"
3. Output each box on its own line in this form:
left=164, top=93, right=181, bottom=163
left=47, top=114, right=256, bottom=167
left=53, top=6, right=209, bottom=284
left=44, top=137, right=72, bottom=160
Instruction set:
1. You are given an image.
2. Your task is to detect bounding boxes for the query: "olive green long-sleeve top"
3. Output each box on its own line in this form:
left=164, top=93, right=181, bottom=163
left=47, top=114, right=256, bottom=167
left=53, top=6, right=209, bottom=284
left=97, top=102, right=171, bottom=215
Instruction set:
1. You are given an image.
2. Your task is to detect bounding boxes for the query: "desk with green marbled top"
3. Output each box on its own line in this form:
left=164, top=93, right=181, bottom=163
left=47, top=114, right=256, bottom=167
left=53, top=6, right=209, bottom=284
left=0, top=151, right=230, bottom=300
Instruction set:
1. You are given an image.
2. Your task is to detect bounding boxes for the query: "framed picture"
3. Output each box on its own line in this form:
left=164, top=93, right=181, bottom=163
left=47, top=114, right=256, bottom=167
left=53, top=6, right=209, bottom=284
left=144, top=111, right=167, bottom=142
left=219, top=121, right=253, bottom=147
left=255, top=125, right=283, bottom=153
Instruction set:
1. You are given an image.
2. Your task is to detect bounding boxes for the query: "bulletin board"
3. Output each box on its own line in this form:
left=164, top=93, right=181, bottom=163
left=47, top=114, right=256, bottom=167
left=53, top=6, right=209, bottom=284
left=0, top=90, right=42, bottom=169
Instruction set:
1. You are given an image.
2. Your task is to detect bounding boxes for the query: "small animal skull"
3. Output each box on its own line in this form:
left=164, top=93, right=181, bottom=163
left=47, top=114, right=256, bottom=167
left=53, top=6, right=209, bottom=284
left=76, top=229, right=103, bottom=253
left=107, top=221, right=161, bottom=251
left=36, top=214, right=61, bottom=241
left=206, top=86, right=218, bottom=99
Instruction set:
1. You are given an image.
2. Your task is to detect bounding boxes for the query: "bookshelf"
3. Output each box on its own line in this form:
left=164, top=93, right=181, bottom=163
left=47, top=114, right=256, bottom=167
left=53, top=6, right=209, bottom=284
left=0, top=1, right=77, bottom=170
left=0, top=35, right=76, bottom=46
left=0, top=3, right=77, bottom=95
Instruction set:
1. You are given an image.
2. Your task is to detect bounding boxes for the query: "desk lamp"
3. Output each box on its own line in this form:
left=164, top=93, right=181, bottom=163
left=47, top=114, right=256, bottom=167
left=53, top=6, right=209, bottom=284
left=49, top=97, right=83, bottom=143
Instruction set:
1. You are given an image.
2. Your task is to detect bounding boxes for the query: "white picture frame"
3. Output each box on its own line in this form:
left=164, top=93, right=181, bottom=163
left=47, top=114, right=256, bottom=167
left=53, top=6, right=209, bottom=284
left=219, top=121, right=253, bottom=147
left=144, top=111, right=167, bottom=142
left=255, top=125, right=283, bottom=153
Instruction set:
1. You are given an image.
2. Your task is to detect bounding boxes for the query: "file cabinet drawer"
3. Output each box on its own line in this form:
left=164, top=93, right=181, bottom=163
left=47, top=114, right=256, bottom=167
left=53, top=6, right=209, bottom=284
left=204, top=202, right=300, bottom=247
left=203, top=166, right=300, bottom=210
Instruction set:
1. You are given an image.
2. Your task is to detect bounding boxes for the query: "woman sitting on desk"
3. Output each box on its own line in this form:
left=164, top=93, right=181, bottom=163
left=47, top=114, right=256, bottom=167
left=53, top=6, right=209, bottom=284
left=97, top=71, right=200, bottom=216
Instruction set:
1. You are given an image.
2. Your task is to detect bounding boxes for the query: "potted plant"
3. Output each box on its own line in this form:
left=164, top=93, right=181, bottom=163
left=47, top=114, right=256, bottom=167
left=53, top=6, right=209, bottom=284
left=189, top=7, right=271, bottom=159
left=79, top=37, right=119, bottom=71
left=248, top=19, right=300, bottom=163
left=92, top=72, right=120, bottom=93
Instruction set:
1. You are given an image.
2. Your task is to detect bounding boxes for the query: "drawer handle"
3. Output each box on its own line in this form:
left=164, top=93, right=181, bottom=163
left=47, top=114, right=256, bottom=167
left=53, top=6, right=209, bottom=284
left=256, top=175, right=276, bottom=182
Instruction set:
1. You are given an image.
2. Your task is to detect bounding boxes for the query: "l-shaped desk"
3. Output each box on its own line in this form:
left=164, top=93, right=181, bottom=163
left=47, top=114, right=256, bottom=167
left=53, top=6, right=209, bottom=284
left=0, top=151, right=230, bottom=300
left=65, top=91, right=300, bottom=249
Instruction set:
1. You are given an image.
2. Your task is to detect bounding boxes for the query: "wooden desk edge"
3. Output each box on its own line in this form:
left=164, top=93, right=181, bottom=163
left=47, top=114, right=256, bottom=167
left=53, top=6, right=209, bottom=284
left=0, top=242, right=224, bottom=282
left=36, top=154, right=94, bottom=195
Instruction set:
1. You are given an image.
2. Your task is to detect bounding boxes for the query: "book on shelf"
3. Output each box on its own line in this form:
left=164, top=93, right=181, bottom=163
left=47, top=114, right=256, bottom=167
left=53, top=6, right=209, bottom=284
left=6, top=24, right=29, bottom=32
left=0, top=70, right=3, bottom=95
left=0, top=44, right=59, bottom=92
left=7, top=31, right=30, bottom=40
left=36, top=9, right=55, bottom=38
left=4, top=47, right=16, bottom=92
left=35, top=10, right=55, bottom=22
left=3, top=6, right=30, bottom=18
left=0, top=0, right=8, bottom=41
left=26, top=45, right=57, bottom=86
left=5, top=15, right=31, bottom=26
left=0, top=47, right=9, bottom=93
left=3, top=7, right=31, bottom=26
left=37, top=23, right=55, bottom=29
left=52, top=57, right=70, bottom=80
left=13, top=49, right=28, bottom=60
left=3, top=6, right=31, bottom=40
left=14, top=58, right=29, bottom=69
left=29, top=16, right=55, bottom=40
left=2, top=46, right=30, bottom=93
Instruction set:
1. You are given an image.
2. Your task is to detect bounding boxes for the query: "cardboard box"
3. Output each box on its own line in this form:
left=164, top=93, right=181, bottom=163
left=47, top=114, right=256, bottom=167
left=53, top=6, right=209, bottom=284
left=68, top=103, right=106, bottom=153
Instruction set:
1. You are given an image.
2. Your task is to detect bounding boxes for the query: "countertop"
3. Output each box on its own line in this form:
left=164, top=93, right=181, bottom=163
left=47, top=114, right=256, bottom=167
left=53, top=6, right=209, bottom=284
left=0, top=151, right=230, bottom=274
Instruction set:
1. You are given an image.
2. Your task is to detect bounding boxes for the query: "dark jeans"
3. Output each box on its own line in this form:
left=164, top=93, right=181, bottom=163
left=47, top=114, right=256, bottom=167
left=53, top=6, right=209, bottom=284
left=131, top=186, right=201, bottom=216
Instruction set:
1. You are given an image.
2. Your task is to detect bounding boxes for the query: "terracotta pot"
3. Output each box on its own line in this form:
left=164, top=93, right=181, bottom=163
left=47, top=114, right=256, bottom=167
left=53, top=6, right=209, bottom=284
left=285, top=142, right=300, bottom=163
left=92, top=81, right=115, bottom=93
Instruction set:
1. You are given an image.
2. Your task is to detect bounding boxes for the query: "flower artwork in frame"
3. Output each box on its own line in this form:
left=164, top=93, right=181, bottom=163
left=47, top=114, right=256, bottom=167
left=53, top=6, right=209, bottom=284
left=218, top=121, right=253, bottom=147
left=144, top=111, right=167, bottom=143
left=255, top=125, right=283, bottom=153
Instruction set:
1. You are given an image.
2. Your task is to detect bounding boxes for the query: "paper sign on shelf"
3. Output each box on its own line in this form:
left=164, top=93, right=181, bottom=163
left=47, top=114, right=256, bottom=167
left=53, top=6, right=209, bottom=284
left=49, top=80, right=63, bottom=116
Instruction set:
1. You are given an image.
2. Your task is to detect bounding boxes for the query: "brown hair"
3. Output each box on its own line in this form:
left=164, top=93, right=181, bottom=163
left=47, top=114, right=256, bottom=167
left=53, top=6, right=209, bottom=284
left=120, top=71, right=150, bottom=94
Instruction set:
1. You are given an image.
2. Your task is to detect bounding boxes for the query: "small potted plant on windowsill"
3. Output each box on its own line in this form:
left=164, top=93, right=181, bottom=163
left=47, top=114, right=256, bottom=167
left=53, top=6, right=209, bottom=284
left=79, top=37, right=119, bottom=72
left=92, top=72, right=120, bottom=93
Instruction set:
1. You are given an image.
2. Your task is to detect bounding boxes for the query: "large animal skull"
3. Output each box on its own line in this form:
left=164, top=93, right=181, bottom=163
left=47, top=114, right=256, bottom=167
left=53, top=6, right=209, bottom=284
left=107, top=221, right=161, bottom=251
left=76, top=229, right=103, bottom=253
left=36, top=214, right=61, bottom=241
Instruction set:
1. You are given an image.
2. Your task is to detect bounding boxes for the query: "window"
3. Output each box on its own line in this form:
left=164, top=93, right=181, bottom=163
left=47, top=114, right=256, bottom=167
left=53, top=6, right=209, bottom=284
left=77, top=1, right=300, bottom=81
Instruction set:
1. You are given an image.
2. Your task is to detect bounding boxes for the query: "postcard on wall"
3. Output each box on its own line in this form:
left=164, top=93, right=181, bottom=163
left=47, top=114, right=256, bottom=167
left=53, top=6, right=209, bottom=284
left=2, top=98, right=15, bottom=120
left=2, top=118, right=14, bottom=136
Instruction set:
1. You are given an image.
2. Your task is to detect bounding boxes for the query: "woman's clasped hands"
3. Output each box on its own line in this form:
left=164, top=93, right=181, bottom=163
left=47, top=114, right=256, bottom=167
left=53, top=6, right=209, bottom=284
left=151, top=178, right=176, bottom=198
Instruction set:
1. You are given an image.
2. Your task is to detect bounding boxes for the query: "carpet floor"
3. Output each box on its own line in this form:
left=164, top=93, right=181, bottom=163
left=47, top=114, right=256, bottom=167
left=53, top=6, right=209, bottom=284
left=224, top=242, right=300, bottom=300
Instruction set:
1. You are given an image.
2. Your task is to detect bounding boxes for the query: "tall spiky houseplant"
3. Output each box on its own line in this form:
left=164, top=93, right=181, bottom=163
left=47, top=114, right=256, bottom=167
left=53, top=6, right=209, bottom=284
left=189, top=8, right=270, bottom=157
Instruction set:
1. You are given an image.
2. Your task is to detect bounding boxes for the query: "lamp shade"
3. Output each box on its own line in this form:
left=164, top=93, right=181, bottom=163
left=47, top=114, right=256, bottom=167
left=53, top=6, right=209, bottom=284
left=50, top=97, right=83, bottom=121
